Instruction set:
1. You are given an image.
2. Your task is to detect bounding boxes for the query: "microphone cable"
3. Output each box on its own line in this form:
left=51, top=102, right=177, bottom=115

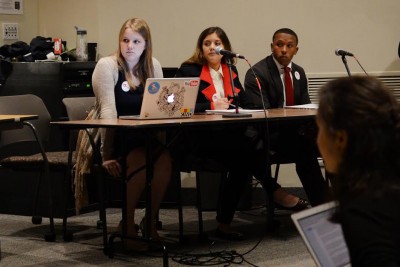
left=336, top=49, right=369, bottom=76
left=243, top=58, right=268, bottom=115
left=170, top=238, right=262, bottom=266
left=170, top=59, right=269, bottom=267
left=243, top=57, right=269, bottom=149
left=352, top=55, right=369, bottom=76
left=243, top=57, right=274, bottom=203
left=243, top=58, right=280, bottom=241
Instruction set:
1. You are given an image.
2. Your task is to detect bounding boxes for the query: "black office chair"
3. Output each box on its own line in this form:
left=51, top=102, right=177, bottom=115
left=162, top=67, right=178, bottom=78
left=62, top=97, right=136, bottom=234
left=182, top=159, right=228, bottom=239
left=0, top=94, right=71, bottom=242
left=172, top=128, right=230, bottom=239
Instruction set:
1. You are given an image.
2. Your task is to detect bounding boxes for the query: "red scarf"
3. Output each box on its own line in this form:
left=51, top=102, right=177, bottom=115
left=199, top=64, right=240, bottom=103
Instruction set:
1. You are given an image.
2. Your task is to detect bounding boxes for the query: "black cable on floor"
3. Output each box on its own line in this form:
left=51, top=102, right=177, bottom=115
left=170, top=231, right=264, bottom=267
left=172, top=249, right=258, bottom=266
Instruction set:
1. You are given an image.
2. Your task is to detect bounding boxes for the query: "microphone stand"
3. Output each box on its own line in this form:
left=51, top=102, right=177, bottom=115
left=222, top=56, right=252, bottom=118
left=341, top=55, right=351, bottom=77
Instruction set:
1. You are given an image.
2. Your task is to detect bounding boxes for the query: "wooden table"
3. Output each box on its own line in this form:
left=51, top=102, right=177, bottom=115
left=0, top=115, right=39, bottom=130
left=51, top=108, right=317, bottom=264
left=52, top=109, right=316, bottom=130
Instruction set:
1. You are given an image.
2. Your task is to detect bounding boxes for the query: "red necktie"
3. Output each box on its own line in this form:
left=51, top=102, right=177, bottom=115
left=284, top=66, right=294, bottom=106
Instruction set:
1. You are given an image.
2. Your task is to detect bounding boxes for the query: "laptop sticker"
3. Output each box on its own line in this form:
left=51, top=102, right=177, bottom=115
left=157, top=82, right=185, bottom=116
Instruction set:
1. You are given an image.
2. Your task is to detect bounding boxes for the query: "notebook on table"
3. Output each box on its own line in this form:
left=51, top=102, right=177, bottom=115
left=119, top=77, right=200, bottom=120
left=291, top=201, right=351, bottom=267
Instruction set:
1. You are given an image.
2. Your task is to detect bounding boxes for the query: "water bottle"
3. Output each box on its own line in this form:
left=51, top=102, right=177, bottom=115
left=75, top=26, right=88, bottom=61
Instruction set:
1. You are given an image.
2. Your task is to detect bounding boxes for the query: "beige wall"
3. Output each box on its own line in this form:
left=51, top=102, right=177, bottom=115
left=1, top=0, right=400, bottom=78
left=0, top=0, right=38, bottom=47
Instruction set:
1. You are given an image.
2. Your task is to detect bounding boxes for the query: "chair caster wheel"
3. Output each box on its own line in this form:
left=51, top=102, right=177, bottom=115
left=63, top=232, right=73, bottom=242
left=32, top=216, right=42, bottom=224
left=97, top=220, right=103, bottom=229
left=45, top=232, right=56, bottom=242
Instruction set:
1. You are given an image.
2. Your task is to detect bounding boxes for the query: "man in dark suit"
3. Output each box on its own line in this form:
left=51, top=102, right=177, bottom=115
left=244, top=28, right=310, bottom=108
left=244, top=28, right=329, bottom=206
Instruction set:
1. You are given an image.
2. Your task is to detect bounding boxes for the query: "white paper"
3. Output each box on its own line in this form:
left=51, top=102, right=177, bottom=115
left=286, top=103, right=318, bottom=109
left=0, top=0, right=23, bottom=15
left=206, top=109, right=266, bottom=115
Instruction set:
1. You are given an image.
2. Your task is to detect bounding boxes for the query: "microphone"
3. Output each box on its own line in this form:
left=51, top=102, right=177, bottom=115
left=215, top=46, right=245, bottom=59
left=335, top=49, right=354, bottom=57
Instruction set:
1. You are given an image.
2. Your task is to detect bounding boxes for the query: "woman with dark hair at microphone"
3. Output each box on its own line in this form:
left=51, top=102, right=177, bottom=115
left=174, top=26, right=309, bottom=240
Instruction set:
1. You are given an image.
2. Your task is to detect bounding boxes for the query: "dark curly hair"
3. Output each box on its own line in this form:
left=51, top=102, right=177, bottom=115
left=318, top=76, right=400, bottom=210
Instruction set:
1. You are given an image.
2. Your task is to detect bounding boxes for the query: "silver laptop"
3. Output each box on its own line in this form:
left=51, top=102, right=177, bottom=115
left=119, top=77, right=200, bottom=120
left=291, top=201, right=351, bottom=267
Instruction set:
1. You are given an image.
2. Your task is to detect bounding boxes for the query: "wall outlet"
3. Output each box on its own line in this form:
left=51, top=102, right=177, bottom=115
left=3, top=23, right=19, bottom=40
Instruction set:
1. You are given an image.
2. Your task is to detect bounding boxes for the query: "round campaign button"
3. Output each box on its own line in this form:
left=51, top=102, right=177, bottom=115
left=295, top=71, right=301, bottom=80
left=121, top=81, right=130, bottom=92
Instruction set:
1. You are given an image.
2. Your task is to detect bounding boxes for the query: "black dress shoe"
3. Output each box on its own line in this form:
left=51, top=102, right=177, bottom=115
left=215, top=227, right=244, bottom=241
left=275, top=198, right=310, bottom=212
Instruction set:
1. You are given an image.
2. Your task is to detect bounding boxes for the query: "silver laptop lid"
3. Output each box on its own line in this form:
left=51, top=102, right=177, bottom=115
left=291, top=201, right=351, bottom=267
left=119, top=77, right=200, bottom=120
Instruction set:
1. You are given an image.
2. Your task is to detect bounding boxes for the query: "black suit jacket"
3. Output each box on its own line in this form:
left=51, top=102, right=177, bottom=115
left=244, top=55, right=310, bottom=109
left=175, top=62, right=251, bottom=112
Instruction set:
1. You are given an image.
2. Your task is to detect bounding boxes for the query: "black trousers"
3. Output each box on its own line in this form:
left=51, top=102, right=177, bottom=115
left=269, top=122, right=329, bottom=206
left=176, top=125, right=280, bottom=225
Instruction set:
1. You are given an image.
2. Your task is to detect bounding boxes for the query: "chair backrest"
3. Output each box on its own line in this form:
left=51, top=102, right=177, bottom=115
left=62, top=97, right=95, bottom=120
left=62, top=97, right=95, bottom=150
left=0, top=94, right=51, bottom=158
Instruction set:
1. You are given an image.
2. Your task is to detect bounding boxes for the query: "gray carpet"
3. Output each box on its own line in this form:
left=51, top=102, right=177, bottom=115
left=0, top=206, right=316, bottom=266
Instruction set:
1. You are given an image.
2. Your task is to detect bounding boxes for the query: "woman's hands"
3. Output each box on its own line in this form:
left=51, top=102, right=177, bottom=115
left=103, top=159, right=122, bottom=177
left=213, top=97, right=230, bottom=110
